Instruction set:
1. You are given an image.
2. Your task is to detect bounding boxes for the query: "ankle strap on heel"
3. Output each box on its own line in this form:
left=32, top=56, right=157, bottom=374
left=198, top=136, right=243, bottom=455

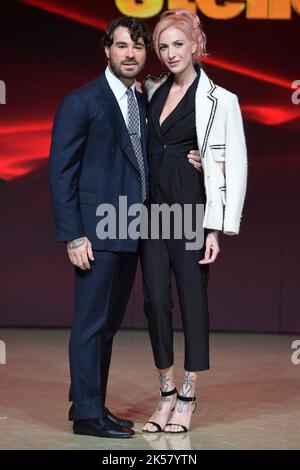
left=160, top=387, right=177, bottom=398
left=177, top=393, right=196, bottom=402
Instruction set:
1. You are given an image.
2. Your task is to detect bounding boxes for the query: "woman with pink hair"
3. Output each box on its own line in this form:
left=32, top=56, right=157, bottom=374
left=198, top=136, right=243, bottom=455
left=142, top=9, right=247, bottom=433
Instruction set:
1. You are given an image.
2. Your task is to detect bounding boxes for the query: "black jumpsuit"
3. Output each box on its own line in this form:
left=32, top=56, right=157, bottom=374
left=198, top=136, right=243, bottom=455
left=142, top=69, right=210, bottom=372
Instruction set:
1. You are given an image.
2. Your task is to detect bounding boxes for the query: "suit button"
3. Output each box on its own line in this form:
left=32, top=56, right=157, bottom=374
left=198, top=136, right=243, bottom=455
left=163, top=145, right=167, bottom=149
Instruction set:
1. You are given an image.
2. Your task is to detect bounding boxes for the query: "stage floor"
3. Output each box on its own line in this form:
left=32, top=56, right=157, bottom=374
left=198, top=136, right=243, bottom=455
left=0, top=329, right=299, bottom=450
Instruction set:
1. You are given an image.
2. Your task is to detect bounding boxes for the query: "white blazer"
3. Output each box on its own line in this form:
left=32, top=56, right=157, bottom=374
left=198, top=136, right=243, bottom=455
left=144, top=68, right=247, bottom=235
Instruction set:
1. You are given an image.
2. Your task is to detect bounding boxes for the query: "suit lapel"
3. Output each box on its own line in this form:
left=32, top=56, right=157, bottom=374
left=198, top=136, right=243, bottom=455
left=195, top=68, right=218, bottom=157
left=136, top=90, right=149, bottom=177
left=150, top=76, right=172, bottom=143
left=97, top=74, right=140, bottom=173
left=150, top=69, right=201, bottom=138
left=160, top=73, right=200, bottom=136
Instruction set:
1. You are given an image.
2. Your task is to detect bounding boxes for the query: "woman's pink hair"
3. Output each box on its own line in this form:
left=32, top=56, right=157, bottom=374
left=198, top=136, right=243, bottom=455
left=153, top=9, right=207, bottom=62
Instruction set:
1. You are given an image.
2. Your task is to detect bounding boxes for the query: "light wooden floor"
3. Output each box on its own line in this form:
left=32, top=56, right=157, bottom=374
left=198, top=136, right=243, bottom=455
left=0, top=329, right=300, bottom=450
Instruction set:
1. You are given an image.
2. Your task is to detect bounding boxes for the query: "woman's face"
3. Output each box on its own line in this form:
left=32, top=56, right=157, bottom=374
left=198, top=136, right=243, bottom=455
left=158, top=26, right=196, bottom=74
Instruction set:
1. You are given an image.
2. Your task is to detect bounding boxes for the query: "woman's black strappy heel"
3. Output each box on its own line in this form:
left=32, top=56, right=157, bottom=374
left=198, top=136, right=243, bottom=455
left=164, top=393, right=196, bottom=433
left=143, top=387, right=177, bottom=433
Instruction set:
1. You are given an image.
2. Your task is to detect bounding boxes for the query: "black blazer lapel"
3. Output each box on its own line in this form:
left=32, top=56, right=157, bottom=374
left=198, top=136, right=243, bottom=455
left=150, top=76, right=172, bottom=143
left=160, top=93, right=195, bottom=136
left=160, top=70, right=200, bottom=136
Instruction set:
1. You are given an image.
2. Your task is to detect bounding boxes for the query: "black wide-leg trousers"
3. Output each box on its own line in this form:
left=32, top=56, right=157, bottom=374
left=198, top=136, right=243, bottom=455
left=141, top=232, right=210, bottom=372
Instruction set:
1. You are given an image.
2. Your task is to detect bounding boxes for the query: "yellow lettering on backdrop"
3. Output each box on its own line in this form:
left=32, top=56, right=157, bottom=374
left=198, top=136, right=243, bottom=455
left=196, top=0, right=245, bottom=19
left=292, top=0, right=300, bottom=14
left=269, top=0, right=300, bottom=19
left=247, top=0, right=269, bottom=18
left=115, top=0, right=300, bottom=19
left=168, top=0, right=196, bottom=13
left=115, top=0, right=163, bottom=18
left=247, top=0, right=300, bottom=18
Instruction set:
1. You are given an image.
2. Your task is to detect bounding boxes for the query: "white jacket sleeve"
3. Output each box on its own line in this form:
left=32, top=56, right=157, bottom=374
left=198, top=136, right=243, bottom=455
left=223, top=94, right=248, bottom=235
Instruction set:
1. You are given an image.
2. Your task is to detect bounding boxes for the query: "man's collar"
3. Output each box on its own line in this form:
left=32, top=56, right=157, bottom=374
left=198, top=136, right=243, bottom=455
left=105, top=66, right=136, bottom=101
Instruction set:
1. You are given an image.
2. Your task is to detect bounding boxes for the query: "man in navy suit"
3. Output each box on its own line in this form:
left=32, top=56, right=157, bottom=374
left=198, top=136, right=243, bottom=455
left=49, top=16, right=201, bottom=439
left=49, top=17, right=152, bottom=438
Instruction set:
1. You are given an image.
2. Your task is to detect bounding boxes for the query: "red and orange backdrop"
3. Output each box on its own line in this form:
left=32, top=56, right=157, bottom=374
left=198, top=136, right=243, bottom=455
left=1, top=0, right=299, bottom=331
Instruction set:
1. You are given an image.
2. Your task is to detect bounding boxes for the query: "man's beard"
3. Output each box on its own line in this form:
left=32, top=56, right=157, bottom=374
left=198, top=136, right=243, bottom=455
left=109, top=58, right=143, bottom=80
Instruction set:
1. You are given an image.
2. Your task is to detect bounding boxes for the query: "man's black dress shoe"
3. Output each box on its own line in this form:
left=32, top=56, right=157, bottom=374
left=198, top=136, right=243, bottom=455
left=105, top=407, right=134, bottom=429
left=73, top=416, right=135, bottom=438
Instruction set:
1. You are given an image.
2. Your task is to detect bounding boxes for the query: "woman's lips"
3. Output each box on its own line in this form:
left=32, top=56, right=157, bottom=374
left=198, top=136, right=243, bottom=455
left=168, top=61, right=180, bottom=67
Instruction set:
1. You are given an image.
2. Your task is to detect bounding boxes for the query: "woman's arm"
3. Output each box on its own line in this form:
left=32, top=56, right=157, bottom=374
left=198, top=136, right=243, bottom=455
left=223, top=94, right=247, bottom=235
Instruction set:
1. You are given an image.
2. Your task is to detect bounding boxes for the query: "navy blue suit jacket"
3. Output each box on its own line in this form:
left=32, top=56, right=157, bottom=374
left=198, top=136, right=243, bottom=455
left=49, top=73, right=149, bottom=252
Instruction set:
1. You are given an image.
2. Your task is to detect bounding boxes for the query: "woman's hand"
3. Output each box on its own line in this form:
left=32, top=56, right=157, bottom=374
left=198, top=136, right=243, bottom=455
left=187, top=149, right=202, bottom=172
left=199, top=231, right=220, bottom=265
left=135, top=81, right=142, bottom=93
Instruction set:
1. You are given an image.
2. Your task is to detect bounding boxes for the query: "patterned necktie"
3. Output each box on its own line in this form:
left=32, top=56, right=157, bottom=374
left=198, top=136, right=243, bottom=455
left=126, top=88, right=147, bottom=202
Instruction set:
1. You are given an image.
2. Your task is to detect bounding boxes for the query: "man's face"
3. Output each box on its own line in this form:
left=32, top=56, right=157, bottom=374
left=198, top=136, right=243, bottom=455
left=105, top=26, right=147, bottom=82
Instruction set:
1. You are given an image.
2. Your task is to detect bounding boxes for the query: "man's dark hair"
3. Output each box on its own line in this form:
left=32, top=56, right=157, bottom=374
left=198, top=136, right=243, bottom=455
left=102, top=17, right=152, bottom=50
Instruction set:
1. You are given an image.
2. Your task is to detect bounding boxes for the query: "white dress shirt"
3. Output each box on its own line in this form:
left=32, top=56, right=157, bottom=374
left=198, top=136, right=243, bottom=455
left=105, top=66, right=140, bottom=133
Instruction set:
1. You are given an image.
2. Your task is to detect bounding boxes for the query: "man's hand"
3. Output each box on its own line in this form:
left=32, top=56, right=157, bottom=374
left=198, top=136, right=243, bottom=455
left=199, top=231, right=220, bottom=265
left=187, top=149, right=202, bottom=172
left=67, top=237, right=94, bottom=270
